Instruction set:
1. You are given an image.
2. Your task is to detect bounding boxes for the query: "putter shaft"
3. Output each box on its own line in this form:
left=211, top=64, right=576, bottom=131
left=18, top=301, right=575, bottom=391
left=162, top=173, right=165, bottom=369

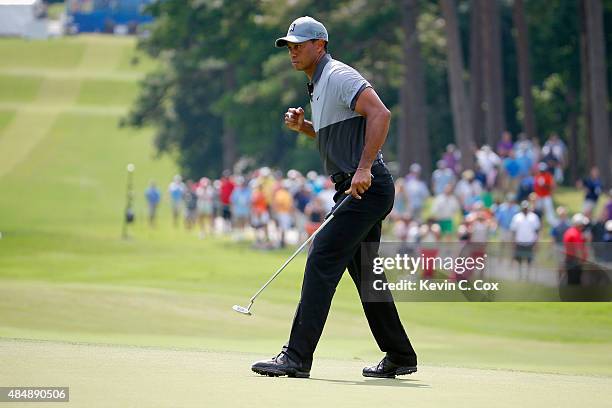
left=247, top=195, right=352, bottom=304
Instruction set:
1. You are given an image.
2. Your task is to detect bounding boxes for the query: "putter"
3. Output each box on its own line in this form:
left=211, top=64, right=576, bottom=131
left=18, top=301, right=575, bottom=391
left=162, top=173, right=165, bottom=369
left=233, top=194, right=352, bottom=316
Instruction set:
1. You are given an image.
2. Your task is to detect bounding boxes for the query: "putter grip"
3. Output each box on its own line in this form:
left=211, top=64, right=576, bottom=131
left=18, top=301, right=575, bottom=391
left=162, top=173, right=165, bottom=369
left=327, top=194, right=351, bottom=218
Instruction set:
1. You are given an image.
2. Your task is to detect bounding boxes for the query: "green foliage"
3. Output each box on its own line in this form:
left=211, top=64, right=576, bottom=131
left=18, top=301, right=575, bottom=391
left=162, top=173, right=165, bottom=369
left=126, top=0, right=600, bottom=177
left=46, top=2, right=65, bottom=20
left=524, top=0, right=581, bottom=142
left=528, top=74, right=574, bottom=137
left=125, top=0, right=278, bottom=177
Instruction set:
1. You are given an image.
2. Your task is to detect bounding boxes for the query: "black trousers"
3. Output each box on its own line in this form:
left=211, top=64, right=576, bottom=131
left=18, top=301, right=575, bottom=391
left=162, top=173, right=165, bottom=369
left=566, top=257, right=583, bottom=285
left=283, top=167, right=417, bottom=367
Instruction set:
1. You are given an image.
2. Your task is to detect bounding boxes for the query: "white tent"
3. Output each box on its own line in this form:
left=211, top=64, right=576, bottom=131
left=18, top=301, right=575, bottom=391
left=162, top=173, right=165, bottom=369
left=0, top=0, right=48, bottom=38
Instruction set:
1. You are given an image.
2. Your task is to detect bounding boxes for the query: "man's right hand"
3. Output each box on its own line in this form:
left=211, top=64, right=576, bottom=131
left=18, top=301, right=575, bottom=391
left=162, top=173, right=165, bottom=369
left=284, top=107, right=305, bottom=132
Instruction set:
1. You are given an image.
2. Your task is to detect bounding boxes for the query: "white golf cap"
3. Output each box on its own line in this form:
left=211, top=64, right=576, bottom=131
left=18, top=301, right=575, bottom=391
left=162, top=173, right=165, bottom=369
left=571, top=213, right=587, bottom=226
left=275, top=16, right=328, bottom=47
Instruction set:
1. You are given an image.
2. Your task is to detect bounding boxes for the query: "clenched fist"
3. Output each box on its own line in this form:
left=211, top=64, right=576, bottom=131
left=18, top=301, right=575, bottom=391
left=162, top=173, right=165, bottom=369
left=284, top=107, right=305, bottom=132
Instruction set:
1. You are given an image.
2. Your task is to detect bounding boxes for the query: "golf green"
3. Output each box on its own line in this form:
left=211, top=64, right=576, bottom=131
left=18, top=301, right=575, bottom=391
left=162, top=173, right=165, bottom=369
left=2, top=339, right=610, bottom=408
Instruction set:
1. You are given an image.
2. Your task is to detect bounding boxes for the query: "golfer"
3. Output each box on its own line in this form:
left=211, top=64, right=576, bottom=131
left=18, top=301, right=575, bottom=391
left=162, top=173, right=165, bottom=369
left=252, top=16, right=418, bottom=379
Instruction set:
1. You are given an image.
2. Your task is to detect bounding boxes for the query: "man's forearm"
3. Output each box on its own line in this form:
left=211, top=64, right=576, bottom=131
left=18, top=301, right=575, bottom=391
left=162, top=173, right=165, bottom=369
left=358, top=109, right=390, bottom=169
left=300, top=120, right=317, bottom=139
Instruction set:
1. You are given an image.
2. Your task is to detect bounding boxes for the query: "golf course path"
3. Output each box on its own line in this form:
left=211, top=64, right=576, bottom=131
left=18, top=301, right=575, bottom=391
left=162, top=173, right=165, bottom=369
left=2, top=338, right=610, bottom=407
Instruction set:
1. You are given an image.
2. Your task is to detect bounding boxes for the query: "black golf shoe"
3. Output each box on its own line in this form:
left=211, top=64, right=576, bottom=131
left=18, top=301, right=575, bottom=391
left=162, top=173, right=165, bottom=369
left=362, top=356, right=417, bottom=379
left=251, top=352, right=311, bottom=378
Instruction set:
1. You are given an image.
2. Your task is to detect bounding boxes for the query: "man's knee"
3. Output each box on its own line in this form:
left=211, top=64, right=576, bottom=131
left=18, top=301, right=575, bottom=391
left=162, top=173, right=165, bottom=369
left=305, top=251, right=345, bottom=281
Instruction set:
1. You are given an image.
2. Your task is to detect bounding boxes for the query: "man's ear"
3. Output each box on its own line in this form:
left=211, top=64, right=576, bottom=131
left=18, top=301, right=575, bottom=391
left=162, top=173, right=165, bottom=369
left=317, top=39, right=326, bottom=52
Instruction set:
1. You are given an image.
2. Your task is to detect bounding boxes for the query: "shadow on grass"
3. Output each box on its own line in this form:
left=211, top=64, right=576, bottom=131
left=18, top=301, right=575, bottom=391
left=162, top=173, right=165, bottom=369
left=300, top=377, right=430, bottom=388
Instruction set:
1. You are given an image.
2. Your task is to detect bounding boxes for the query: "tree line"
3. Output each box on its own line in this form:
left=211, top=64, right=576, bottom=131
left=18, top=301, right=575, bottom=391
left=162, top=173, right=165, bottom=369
left=124, top=0, right=611, bottom=187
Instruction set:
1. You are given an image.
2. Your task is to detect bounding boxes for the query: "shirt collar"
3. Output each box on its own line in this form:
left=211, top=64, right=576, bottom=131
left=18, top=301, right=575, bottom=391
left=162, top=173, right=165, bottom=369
left=307, top=53, right=331, bottom=100
left=311, top=53, right=331, bottom=84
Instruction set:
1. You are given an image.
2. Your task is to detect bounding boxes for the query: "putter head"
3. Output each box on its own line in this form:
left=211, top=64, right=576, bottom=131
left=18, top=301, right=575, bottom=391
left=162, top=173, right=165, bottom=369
left=232, top=304, right=252, bottom=316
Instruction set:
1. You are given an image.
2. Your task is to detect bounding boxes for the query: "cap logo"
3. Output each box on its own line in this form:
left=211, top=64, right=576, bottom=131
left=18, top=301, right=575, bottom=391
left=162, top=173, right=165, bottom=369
left=289, top=23, right=296, bottom=33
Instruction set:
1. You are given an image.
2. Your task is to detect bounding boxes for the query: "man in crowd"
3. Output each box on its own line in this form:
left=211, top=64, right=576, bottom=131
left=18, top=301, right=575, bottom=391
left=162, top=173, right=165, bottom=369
left=510, top=201, right=541, bottom=281
left=145, top=181, right=161, bottom=227
left=563, top=213, right=589, bottom=285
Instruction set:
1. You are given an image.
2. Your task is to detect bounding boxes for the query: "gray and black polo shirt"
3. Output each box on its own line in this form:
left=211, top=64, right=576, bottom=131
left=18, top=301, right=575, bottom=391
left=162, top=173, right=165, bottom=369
left=308, top=54, right=384, bottom=176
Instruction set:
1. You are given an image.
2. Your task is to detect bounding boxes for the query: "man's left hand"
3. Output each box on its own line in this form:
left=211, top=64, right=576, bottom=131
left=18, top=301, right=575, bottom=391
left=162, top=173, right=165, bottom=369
left=345, top=168, right=372, bottom=199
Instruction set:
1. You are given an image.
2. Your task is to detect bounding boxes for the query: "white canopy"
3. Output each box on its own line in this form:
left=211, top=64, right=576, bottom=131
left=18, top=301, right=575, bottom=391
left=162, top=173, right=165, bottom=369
left=0, top=0, right=47, bottom=38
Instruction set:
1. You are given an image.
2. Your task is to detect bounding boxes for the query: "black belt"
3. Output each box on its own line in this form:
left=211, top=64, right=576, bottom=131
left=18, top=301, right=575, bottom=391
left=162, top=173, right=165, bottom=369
left=330, top=159, right=385, bottom=184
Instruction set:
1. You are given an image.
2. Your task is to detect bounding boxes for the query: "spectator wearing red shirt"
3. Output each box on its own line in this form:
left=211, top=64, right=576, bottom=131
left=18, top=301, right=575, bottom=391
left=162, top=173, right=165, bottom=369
left=534, top=162, right=557, bottom=226
left=563, top=214, right=589, bottom=285
left=219, top=171, right=235, bottom=232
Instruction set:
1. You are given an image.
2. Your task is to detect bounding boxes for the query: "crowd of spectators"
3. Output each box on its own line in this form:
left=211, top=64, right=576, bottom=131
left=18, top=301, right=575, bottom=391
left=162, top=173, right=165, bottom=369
left=142, top=131, right=612, bottom=284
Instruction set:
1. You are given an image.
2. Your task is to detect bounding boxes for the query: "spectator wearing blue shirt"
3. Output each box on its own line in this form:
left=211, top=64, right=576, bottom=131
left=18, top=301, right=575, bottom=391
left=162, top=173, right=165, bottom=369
left=230, top=177, right=252, bottom=239
left=501, top=150, right=520, bottom=194
left=577, top=167, right=602, bottom=217
left=494, top=194, right=520, bottom=261
left=306, top=171, right=323, bottom=195
left=431, top=160, right=456, bottom=196
left=516, top=173, right=534, bottom=203
left=515, top=147, right=533, bottom=178
left=405, top=163, right=430, bottom=221
left=168, top=175, right=186, bottom=227
left=293, top=183, right=312, bottom=241
left=474, top=163, right=487, bottom=189
left=145, top=181, right=161, bottom=227
left=551, top=206, right=570, bottom=245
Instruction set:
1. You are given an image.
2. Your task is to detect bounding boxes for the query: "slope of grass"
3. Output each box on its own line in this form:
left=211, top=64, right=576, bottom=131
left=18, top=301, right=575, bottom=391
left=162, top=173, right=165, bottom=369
left=0, top=75, right=43, bottom=103
left=0, top=110, right=15, bottom=131
left=76, top=79, right=140, bottom=105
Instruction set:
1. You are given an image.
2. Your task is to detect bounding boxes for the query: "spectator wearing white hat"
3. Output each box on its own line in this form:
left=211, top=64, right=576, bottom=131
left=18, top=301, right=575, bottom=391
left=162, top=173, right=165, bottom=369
left=510, top=201, right=541, bottom=280
left=475, top=144, right=501, bottom=189
left=455, top=169, right=482, bottom=215
left=562, top=213, right=589, bottom=285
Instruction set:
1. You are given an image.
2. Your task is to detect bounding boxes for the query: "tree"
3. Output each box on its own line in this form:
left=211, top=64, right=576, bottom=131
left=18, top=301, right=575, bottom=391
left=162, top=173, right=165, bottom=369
left=440, top=0, right=475, bottom=170
left=123, top=0, right=599, bottom=182
left=583, top=0, right=611, bottom=187
left=525, top=0, right=582, bottom=181
left=125, top=0, right=275, bottom=177
left=398, top=0, right=431, bottom=176
left=512, top=0, right=537, bottom=141
left=479, top=0, right=506, bottom=146
left=469, top=0, right=484, bottom=145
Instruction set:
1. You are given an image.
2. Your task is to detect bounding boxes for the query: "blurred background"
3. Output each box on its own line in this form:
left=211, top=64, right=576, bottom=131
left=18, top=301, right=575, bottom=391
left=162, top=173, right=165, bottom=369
left=1, top=0, right=611, bottom=381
